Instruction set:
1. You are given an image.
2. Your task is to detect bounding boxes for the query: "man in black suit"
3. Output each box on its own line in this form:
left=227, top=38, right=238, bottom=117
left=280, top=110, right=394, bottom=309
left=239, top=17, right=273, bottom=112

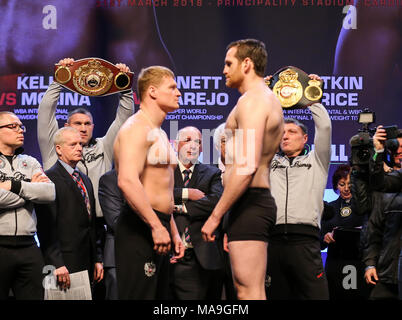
left=36, top=127, right=103, bottom=291
left=98, top=169, right=124, bottom=300
left=170, top=126, right=224, bottom=300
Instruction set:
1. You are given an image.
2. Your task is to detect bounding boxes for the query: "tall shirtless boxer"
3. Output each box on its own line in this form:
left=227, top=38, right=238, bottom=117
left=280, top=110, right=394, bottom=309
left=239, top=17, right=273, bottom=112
left=202, top=39, right=284, bottom=300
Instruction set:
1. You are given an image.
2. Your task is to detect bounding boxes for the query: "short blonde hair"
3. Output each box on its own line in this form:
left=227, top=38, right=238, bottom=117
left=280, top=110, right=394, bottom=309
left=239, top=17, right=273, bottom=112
left=137, top=66, right=175, bottom=101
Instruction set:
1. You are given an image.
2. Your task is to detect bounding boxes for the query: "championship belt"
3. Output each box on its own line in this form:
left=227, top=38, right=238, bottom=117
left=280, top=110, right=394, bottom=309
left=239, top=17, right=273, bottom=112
left=265, top=66, right=323, bottom=109
left=54, top=58, right=133, bottom=96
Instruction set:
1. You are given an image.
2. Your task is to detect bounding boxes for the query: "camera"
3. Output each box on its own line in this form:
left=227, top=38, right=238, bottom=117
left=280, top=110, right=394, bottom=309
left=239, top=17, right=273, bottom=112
left=383, top=125, right=400, bottom=153
left=349, top=109, right=375, bottom=166
left=382, top=125, right=401, bottom=168
left=349, top=109, right=400, bottom=167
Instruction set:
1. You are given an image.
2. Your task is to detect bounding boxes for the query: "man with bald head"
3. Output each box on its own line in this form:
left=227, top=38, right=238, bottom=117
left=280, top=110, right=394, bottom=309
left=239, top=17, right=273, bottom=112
left=170, top=126, right=224, bottom=300
left=0, top=111, right=55, bottom=300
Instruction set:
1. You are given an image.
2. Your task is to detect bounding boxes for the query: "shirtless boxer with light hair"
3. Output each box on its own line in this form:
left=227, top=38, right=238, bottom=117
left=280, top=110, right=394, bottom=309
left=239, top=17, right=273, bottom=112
left=113, top=66, right=184, bottom=299
left=201, top=39, right=284, bottom=300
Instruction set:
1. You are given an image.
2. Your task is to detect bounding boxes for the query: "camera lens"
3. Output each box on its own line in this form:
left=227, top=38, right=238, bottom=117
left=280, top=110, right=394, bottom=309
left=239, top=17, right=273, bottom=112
left=385, top=139, right=399, bottom=152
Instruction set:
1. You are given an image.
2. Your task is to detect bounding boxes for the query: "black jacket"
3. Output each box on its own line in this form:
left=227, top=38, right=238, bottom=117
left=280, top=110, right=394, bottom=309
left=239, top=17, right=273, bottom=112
left=98, top=169, right=125, bottom=268
left=320, top=197, right=365, bottom=257
left=363, top=191, right=402, bottom=284
left=36, top=161, right=103, bottom=276
left=369, top=151, right=402, bottom=193
left=173, top=163, right=224, bottom=270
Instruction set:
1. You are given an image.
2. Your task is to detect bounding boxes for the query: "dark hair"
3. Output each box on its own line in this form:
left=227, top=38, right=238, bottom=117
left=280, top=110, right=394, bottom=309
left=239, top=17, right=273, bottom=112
left=284, top=118, right=308, bottom=135
left=332, top=164, right=351, bottom=192
left=226, top=39, right=267, bottom=77
left=67, top=108, right=93, bottom=123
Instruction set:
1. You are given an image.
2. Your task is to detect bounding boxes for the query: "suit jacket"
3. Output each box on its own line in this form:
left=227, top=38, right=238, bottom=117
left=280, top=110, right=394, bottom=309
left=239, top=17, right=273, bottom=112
left=36, top=161, right=102, bottom=276
left=174, top=163, right=224, bottom=270
left=98, top=169, right=125, bottom=268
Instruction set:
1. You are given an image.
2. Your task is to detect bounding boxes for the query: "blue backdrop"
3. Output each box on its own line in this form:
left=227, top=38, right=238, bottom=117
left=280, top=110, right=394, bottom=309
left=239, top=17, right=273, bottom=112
left=0, top=0, right=401, bottom=199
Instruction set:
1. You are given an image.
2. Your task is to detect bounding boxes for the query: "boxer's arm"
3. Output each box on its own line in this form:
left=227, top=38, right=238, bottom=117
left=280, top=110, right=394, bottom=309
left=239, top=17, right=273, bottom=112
left=115, top=122, right=171, bottom=254
left=208, top=96, right=266, bottom=222
left=116, top=124, right=160, bottom=227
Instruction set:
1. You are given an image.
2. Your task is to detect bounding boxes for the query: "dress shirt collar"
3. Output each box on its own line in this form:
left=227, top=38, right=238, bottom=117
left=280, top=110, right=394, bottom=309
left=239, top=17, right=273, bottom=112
left=178, top=160, right=196, bottom=176
left=58, top=159, right=78, bottom=176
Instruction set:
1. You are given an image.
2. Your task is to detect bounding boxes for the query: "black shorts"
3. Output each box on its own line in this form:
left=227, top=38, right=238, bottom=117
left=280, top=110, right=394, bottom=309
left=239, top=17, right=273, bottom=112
left=115, top=206, right=171, bottom=300
left=227, top=188, right=276, bottom=242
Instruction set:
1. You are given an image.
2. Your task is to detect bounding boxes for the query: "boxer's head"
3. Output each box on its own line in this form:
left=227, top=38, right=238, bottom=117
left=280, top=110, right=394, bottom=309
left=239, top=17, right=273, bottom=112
left=137, top=66, right=181, bottom=113
left=224, top=39, right=267, bottom=88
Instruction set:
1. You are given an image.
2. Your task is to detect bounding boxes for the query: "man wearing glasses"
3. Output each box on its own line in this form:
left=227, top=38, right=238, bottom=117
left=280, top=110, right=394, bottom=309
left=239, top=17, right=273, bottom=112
left=0, top=112, right=55, bottom=300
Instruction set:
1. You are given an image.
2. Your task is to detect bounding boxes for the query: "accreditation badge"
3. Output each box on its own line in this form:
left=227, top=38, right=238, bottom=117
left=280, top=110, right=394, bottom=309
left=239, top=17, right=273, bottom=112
left=340, top=206, right=352, bottom=217
left=265, top=66, right=323, bottom=109
left=54, top=58, right=133, bottom=96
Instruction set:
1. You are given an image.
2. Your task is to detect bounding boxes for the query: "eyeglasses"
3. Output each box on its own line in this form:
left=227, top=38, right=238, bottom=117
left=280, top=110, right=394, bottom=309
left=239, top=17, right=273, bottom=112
left=0, top=123, right=26, bottom=132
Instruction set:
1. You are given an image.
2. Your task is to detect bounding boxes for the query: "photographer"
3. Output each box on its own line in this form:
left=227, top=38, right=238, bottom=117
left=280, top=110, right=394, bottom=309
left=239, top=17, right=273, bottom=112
left=362, top=126, right=402, bottom=300
left=370, top=126, right=402, bottom=188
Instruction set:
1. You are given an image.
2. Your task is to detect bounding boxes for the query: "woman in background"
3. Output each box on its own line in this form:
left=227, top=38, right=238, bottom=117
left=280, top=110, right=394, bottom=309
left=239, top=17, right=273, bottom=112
left=321, top=164, right=369, bottom=300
